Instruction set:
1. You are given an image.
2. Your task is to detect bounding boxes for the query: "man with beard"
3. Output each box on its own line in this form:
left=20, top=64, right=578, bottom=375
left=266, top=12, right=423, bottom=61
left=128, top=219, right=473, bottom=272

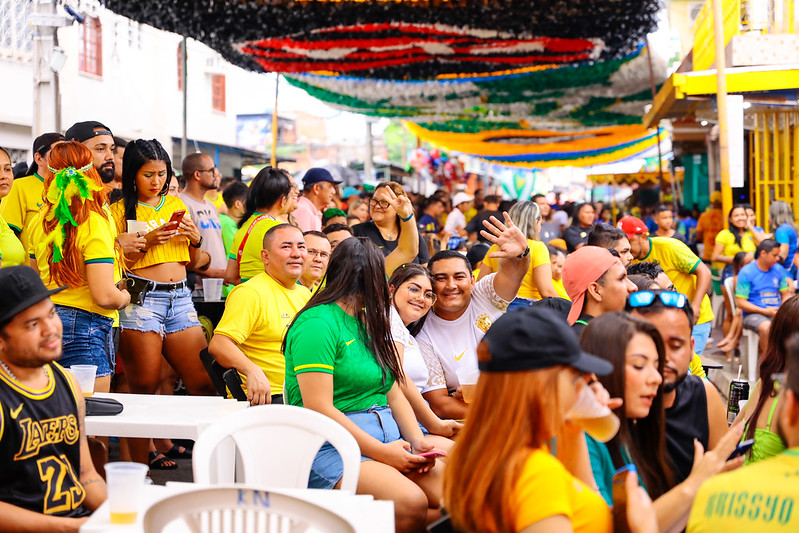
left=628, top=289, right=728, bottom=484
left=64, top=121, right=116, bottom=186
left=687, top=335, right=799, bottom=532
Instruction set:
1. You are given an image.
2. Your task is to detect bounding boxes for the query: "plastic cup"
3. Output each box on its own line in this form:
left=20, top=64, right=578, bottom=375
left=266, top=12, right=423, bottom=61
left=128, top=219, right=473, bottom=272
left=202, top=278, right=224, bottom=301
left=126, top=220, right=149, bottom=235
left=104, top=462, right=149, bottom=524
left=566, top=385, right=620, bottom=443
left=456, top=368, right=480, bottom=404
left=67, top=365, right=97, bottom=397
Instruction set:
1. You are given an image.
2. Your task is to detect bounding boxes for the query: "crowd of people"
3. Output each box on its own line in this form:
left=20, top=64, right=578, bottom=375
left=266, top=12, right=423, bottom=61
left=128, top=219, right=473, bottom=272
left=0, top=124, right=798, bottom=532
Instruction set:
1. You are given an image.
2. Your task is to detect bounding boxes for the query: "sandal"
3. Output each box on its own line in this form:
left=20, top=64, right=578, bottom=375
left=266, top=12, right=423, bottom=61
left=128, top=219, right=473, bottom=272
left=165, top=444, right=192, bottom=459
left=148, top=452, right=178, bottom=470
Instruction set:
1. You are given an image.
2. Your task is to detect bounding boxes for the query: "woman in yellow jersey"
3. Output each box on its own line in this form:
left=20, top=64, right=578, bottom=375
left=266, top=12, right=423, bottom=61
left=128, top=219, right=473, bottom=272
left=443, top=307, right=657, bottom=533
left=712, top=204, right=756, bottom=281
left=110, top=139, right=214, bottom=464
left=0, top=146, right=25, bottom=268
left=224, top=166, right=298, bottom=285
left=478, top=201, right=557, bottom=310
left=29, top=141, right=130, bottom=394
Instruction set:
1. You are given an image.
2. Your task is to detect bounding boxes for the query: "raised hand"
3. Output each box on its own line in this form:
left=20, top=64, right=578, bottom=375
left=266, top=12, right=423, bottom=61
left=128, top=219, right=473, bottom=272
left=481, top=212, right=528, bottom=259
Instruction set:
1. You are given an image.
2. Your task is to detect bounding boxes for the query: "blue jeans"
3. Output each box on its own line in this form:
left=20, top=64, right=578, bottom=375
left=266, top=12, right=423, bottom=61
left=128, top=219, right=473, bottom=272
left=507, top=297, right=535, bottom=311
left=692, top=321, right=712, bottom=356
left=119, top=283, right=200, bottom=336
left=56, top=305, right=115, bottom=377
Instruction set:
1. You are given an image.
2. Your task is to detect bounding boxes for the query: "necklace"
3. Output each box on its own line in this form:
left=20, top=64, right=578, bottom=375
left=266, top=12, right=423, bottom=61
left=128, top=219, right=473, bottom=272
left=0, top=359, right=50, bottom=387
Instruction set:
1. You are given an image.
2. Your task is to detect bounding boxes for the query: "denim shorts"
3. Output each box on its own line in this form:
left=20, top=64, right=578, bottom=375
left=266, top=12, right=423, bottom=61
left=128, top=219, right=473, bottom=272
left=118, top=283, right=200, bottom=336
left=308, top=405, right=400, bottom=490
left=56, top=305, right=115, bottom=377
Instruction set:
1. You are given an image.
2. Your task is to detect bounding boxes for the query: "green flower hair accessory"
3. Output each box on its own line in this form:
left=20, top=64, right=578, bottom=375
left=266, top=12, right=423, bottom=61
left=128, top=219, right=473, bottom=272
left=43, top=162, right=101, bottom=263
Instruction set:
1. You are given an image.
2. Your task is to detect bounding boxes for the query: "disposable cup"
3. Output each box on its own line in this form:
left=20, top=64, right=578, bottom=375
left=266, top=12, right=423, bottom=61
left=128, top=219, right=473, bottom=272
left=566, top=385, right=620, bottom=442
left=456, top=368, right=480, bottom=404
left=68, top=365, right=97, bottom=397
left=126, top=220, right=149, bottom=235
left=202, top=278, right=224, bottom=301
left=104, top=462, right=149, bottom=524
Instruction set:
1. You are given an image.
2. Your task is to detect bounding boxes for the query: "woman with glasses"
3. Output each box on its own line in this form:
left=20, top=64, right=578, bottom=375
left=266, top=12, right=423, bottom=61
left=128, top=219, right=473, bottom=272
left=284, top=237, right=443, bottom=533
left=735, top=295, right=799, bottom=464
left=224, top=166, right=298, bottom=285
left=478, top=201, right=557, bottom=310
left=581, top=309, right=744, bottom=532
left=352, top=181, right=428, bottom=272
left=388, top=264, right=462, bottom=442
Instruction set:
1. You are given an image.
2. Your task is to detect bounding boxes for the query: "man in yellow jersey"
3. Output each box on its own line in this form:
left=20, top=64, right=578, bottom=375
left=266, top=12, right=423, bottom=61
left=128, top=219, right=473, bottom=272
left=687, top=335, right=799, bottom=532
left=0, top=266, right=106, bottom=532
left=619, top=215, right=715, bottom=355
left=209, top=224, right=311, bottom=405
left=0, top=133, right=64, bottom=252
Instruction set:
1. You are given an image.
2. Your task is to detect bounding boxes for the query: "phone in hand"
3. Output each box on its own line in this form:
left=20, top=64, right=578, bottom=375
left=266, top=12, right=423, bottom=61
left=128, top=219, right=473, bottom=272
left=164, top=210, right=186, bottom=230
left=417, top=451, right=446, bottom=458
left=727, top=439, right=755, bottom=461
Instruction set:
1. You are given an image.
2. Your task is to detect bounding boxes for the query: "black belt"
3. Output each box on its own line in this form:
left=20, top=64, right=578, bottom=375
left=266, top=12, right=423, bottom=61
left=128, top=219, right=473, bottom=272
left=151, top=280, right=188, bottom=291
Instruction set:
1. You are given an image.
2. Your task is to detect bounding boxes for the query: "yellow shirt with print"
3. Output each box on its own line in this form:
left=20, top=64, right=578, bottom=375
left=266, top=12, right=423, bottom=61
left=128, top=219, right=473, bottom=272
left=635, top=237, right=714, bottom=326
left=687, top=448, right=799, bottom=532
left=228, top=213, right=281, bottom=281
left=0, top=174, right=45, bottom=254
left=29, top=209, right=122, bottom=322
left=712, top=229, right=756, bottom=271
left=213, top=272, right=311, bottom=396
left=110, top=196, right=190, bottom=269
left=484, top=239, right=550, bottom=300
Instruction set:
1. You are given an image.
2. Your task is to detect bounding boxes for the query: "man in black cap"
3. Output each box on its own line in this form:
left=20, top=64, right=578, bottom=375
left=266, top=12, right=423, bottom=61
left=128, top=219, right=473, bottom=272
left=64, top=121, right=116, bottom=184
left=0, top=266, right=106, bottom=532
left=294, top=167, right=342, bottom=232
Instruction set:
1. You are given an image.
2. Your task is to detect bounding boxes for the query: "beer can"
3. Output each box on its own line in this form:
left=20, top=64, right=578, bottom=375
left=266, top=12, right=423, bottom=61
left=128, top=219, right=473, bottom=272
left=727, top=379, right=750, bottom=425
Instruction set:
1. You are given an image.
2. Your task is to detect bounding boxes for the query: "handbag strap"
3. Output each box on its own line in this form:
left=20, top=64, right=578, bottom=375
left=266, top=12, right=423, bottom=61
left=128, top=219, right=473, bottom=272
left=236, top=214, right=272, bottom=265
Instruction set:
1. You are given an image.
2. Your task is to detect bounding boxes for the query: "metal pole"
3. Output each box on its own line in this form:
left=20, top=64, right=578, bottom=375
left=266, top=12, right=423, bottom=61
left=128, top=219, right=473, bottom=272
left=271, top=73, right=279, bottom=167
left=711, top=0, right=732, bottom=227
left=181, top=36, right=188, bottom=163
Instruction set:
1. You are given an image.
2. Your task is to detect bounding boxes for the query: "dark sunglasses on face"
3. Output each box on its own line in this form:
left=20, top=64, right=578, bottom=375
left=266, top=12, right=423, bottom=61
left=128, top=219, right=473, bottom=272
left=626, top=290, right=688, bottom=310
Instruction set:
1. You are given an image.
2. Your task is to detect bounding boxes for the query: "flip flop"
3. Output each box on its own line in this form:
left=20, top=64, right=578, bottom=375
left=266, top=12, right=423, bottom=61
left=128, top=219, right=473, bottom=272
left=165, top=444, right=192, bottom=459
left=148, top=451, right=178, bottom=470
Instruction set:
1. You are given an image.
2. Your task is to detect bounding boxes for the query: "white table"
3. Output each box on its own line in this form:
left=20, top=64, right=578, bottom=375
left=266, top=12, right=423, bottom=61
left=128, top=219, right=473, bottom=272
left=85, top=393, right=249, bottom=440
left=80, top=482, right=394, bottom=533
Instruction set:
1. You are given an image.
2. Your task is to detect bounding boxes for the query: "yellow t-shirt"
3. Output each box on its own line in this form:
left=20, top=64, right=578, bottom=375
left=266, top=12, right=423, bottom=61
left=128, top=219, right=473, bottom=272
left=213, top=272, right=311, bottom=395
left=687, top=448, right=799, bottom=532
left=228, top=213, right=281, bottom=281
left=512, top=448, right=611, bottom=533
left=0, top=174, right=45, bottom=254
left=553, top=277, right=570, bottom=300
left=484, top=239, right=550, bottom=300
left=690, top=353, right=707, bottom=379
left=0, top=214, right=26, bottom=267
left=636, top=237, right=714, bottom=325
left=29, top=209, right=122, bottom=322
left=205, top=190, right=225, bottom=213
left=110, top=195, right=190, bottom=270
left=712, top=229, right=756, bottom=271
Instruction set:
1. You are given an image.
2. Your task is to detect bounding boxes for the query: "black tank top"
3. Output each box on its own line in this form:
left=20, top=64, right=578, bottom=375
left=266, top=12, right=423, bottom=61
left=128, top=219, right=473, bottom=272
left=0, top=362, right=88, bottom=517
left=665, top=375, right=709, bottom=484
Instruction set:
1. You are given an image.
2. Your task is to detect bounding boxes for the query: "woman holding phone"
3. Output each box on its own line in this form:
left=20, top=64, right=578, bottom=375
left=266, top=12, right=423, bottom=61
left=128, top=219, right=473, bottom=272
left=110, top=139, right=214, bottom=466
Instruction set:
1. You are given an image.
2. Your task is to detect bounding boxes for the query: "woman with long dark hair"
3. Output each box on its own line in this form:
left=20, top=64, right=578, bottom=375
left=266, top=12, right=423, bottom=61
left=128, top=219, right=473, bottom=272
left=283, top=237, right=442, bottom=533
left=712, top=204, right=756, bottom=281
left=110, top=139, right=214, bottom=466
left=736, top=295, right=799, bottom=463
left=562, top=202, right=595, bottom=252
left=224, top=166, right=298, bottom=284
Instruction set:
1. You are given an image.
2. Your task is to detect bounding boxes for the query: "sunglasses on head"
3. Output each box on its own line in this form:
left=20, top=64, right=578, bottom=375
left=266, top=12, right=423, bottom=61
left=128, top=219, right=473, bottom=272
left=627, top=290, right=688, bottom=310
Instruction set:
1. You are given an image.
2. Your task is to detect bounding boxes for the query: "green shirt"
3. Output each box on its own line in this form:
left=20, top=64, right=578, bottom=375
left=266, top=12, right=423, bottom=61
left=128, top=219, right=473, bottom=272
left=219, top=213, right=237, bottom=297
left=284, top=302, right=394, bottom=413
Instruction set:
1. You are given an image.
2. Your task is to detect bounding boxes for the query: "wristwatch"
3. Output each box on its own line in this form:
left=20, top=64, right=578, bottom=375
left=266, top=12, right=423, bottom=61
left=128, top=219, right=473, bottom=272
left=517, top=246, right=530, bottom=259
left=190, top=236, right=204, bottom=248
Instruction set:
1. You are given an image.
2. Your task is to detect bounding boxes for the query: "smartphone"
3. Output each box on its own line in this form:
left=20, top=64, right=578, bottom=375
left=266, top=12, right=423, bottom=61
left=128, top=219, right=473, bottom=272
left=164, top=209, right=186, bottom=230
left=727, top=439, right=755, bottom=461
left=417, top=451, right=446, bottom=458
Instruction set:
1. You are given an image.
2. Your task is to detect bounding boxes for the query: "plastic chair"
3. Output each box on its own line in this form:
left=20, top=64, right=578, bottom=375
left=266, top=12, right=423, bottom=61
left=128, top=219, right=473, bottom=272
left=199, top=348, right=247, bottom=402
left=193, top=404, right=361, bottom=492
left=723, top=276, right=759, bottom=382
left=143, top=485, right=357, bottom=533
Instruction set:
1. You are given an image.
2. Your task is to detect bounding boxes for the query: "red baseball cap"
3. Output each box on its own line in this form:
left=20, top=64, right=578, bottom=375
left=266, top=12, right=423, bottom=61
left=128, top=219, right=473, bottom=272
left=616, top=216, right=649, bottom=237
left=562, top=246, right=623, bottom=325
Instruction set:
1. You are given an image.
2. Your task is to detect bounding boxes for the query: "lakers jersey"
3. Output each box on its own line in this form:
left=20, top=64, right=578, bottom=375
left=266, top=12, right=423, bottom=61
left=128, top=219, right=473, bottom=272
left=0, top=362, right=88, bottom=517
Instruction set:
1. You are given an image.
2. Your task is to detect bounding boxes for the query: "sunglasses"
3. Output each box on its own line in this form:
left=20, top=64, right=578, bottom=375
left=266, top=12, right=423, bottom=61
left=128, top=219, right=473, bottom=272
left=627, top=290, right=688, bottom=310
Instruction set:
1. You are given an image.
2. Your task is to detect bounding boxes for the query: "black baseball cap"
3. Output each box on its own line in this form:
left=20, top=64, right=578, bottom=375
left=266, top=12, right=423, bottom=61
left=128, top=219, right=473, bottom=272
left=481, top=306, right=613, bottom=375
left=302, top=167, right=342, bottom=187
left=64, top=121, right=113, bottom=143
left=27, top=132, right=65, bottom=176
left=0, top=266, right=65, bottom=326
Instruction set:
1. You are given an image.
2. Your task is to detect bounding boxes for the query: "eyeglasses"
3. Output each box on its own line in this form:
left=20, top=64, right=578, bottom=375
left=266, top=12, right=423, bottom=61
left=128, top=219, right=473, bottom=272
left=197, top=168, right=216, bottom=174
left=405, top=284, right=437, bottom=304
left=627, top=290, right=688, bottom=310
left=370, top=199, right=391, bottom=210
left=307, top=249, right=330, bottom=260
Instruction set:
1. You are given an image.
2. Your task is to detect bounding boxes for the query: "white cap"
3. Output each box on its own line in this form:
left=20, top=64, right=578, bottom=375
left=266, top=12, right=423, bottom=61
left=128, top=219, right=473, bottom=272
left=452, top=192, right=474, bottom=207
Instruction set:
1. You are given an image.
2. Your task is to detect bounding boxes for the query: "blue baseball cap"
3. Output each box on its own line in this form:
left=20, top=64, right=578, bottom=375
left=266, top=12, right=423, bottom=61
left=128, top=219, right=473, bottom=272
left=302, top=167, right=342, bottom=187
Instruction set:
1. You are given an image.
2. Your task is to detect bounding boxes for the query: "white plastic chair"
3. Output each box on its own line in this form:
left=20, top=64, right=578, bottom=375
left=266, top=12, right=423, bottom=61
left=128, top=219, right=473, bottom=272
left=143, top=486, right=357, bottom=533
left=193, top=405, right=361, bottom=492
left=724, top=276, right=759, bottom=382
left=710, top=269, right=725, bottom=328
